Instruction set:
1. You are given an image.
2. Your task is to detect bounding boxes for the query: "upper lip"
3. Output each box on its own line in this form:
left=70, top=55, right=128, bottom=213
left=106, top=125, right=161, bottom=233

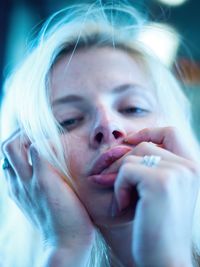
left=89, top=145, right=132, bottom=176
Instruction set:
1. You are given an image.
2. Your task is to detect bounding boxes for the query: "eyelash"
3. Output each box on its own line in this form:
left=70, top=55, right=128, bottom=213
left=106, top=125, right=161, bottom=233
left=60, top=107, right=148, bottom=130
left=119, top=106, right=148, bottom=115
left=60, top=117, right=84, bottom=130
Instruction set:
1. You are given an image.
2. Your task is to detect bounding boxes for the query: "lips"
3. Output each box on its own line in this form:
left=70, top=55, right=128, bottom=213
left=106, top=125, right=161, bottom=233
left=89, top=145, right=132, bottom=176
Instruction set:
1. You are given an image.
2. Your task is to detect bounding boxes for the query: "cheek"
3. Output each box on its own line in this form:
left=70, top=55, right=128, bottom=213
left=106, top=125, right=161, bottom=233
left=64, top=135, right=90, bottom=179
left=127, top=116, right=161, bottom=131
left=69, top=149, right=87, bottom=176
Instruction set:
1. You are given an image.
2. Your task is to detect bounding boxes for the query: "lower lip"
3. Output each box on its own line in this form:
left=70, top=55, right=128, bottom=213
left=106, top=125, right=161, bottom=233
left=88, top=173, right=117, bottom=187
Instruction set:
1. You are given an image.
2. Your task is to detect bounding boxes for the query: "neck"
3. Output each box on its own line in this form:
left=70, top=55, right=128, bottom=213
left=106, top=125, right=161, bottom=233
left=99, top=221, right=136, bottom=267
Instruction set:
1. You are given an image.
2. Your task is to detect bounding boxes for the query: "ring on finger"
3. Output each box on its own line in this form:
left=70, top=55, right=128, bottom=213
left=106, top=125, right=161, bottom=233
left=141, top=155, right=161, bottom=168
left=1, top=157, right=11, bottom=170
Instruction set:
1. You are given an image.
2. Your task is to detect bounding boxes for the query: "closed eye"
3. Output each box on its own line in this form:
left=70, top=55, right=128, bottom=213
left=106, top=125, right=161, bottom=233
left=119, top=106, right=149, bottom=115
left=59, top=117, right=84, bottom=130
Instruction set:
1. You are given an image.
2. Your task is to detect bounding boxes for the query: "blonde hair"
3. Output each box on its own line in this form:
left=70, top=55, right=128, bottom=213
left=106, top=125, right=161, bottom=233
left=1, top=2, right=200, bottom=267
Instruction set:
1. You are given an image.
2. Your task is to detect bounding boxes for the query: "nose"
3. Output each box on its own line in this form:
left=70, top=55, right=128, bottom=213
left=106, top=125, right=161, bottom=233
left=89, top=109, right=126, bottom=148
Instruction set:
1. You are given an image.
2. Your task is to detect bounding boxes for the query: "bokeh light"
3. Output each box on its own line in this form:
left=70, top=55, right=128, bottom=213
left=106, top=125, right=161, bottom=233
left=138, top=23, right=180, bottom=66
left=155, top=0, right=187, bottom=7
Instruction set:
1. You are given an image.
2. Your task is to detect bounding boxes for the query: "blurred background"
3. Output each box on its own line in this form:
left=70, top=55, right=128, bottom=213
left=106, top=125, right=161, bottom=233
left=0, top=0, right=200, bottom=138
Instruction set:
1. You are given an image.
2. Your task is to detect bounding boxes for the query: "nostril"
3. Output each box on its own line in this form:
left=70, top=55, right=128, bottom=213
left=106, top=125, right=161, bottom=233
left=112, top=130, right=123, bottom=139
left=95, top=132, right=103, bottom=143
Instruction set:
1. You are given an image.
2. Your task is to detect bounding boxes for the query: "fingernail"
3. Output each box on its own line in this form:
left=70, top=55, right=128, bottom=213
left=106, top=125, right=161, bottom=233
left=111, top=195, right=120, bottom=217
left=29, top=145, right=39, bottom=165
left=27, top=148, right=32, bottom=166
left=123, top=135, right=134, bottom=142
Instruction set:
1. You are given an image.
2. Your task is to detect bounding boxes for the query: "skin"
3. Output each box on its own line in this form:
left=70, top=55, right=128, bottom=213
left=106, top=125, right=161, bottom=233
left=51, top=47, right=160, bottom=225
left=2, top=47, right=200, bottom=267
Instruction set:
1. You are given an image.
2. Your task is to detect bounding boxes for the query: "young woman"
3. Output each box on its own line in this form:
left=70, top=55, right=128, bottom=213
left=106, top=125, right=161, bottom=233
left=1, top=2, right=200, bottom=267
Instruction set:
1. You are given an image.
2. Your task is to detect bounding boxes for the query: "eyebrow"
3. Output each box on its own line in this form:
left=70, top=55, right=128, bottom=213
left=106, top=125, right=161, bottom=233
left=52, top=83, right=147, bottom=106
left=52, top=95, right=83, bottom=106
left=111, top=83, right=144, bottom=94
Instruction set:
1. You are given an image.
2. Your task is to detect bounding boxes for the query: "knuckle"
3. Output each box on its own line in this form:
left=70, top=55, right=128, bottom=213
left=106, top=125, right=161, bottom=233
left=138, top=141, right=149, bottom=150
left=121, top=161, right=133, bottom=173
left=116, top=162, right=132, bottom=184
left=174, top=161, right=200, bottom=187
left=157, top=179, right=170, bottom=195
left=186, top=162, right=200, bottom=187
left=158, top=164, right=199, bottom=193
left=134, top=141, right=151, bottom=156
left=1, top=140, right=7, bottom=155
left=1, top=130, right=22, bottom=156
left=122, top=155, right=135, bottom=164
left=187, top=162, right=200, bottom=176
left=1, top=141, right=14, bottom=155
left=157, top=169, right=175, bottom=192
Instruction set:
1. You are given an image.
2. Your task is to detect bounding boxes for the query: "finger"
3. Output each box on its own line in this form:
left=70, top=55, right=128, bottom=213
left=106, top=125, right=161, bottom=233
left=1, top=157, right=21, bottom=202
left=3, top=168, right=37, bottom=226
left=124, top=127, right=193, bottom=160
left=101, top=141, right=186, bottom=178
left=1, top=151, right=20, bottom=198
left=114, top=161, right=151, bottom=212
left=2, top=162, right=16, bottom=180
left=114, top=155, right=179, bottom=212
left=1, top=131, right=32, bottom=181
left=124, top=127, right=175, bottom=146
left=29, top=145, right=81, bottom=212
left=124, top=126, right=183, bottom=155
left=29, top=145, right=67, bottom=191
left=108, top=141, right=183, bottom=175
left=130, top=141, right=189, bottom=166
left=0, top=128, right=20, bottom=154
left=6, top=173, right=20, bottom=202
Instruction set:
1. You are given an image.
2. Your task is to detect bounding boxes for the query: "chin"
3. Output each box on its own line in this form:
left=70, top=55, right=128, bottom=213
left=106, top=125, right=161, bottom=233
left=81, top=190, right=135, bottom=227
left=74, top=177, right=137, bottom=227
left=93, top=207, right=134, bottom=227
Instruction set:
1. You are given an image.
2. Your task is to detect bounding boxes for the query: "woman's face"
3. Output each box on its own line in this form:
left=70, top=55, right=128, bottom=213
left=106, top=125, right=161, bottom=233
left=51, top=47, right=161, bottom=226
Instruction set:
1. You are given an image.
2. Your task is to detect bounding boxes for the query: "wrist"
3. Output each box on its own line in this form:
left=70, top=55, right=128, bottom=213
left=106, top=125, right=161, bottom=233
left=43, top=227, right=95, bottom=250
left=42, top=242, right=93, bottom=267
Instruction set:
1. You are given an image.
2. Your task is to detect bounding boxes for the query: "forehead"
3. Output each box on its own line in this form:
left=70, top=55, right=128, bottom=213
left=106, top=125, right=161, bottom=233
left=50, top=47, right=152, bottom=102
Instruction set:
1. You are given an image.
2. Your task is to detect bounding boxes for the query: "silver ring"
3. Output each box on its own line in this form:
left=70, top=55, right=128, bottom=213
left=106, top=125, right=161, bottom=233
left=141, top=155, right=161, bottom=167
left=1, top=158, right=11, bottom=170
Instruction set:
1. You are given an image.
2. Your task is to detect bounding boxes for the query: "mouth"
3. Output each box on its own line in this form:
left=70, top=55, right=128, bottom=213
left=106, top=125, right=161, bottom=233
left=89, top=145, right=132, bottom=176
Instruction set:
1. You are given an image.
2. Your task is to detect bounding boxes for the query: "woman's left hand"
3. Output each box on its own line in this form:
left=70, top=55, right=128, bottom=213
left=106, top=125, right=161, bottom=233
left=114, top=127, right=200, bottom=267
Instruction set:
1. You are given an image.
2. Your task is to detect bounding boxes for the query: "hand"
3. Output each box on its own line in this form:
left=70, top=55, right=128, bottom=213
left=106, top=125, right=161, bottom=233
left=1, top=130, right=95, bottom=250
left=114, top=127, right=200, bottom=266
left=124, top=126, right=198, bottom=161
